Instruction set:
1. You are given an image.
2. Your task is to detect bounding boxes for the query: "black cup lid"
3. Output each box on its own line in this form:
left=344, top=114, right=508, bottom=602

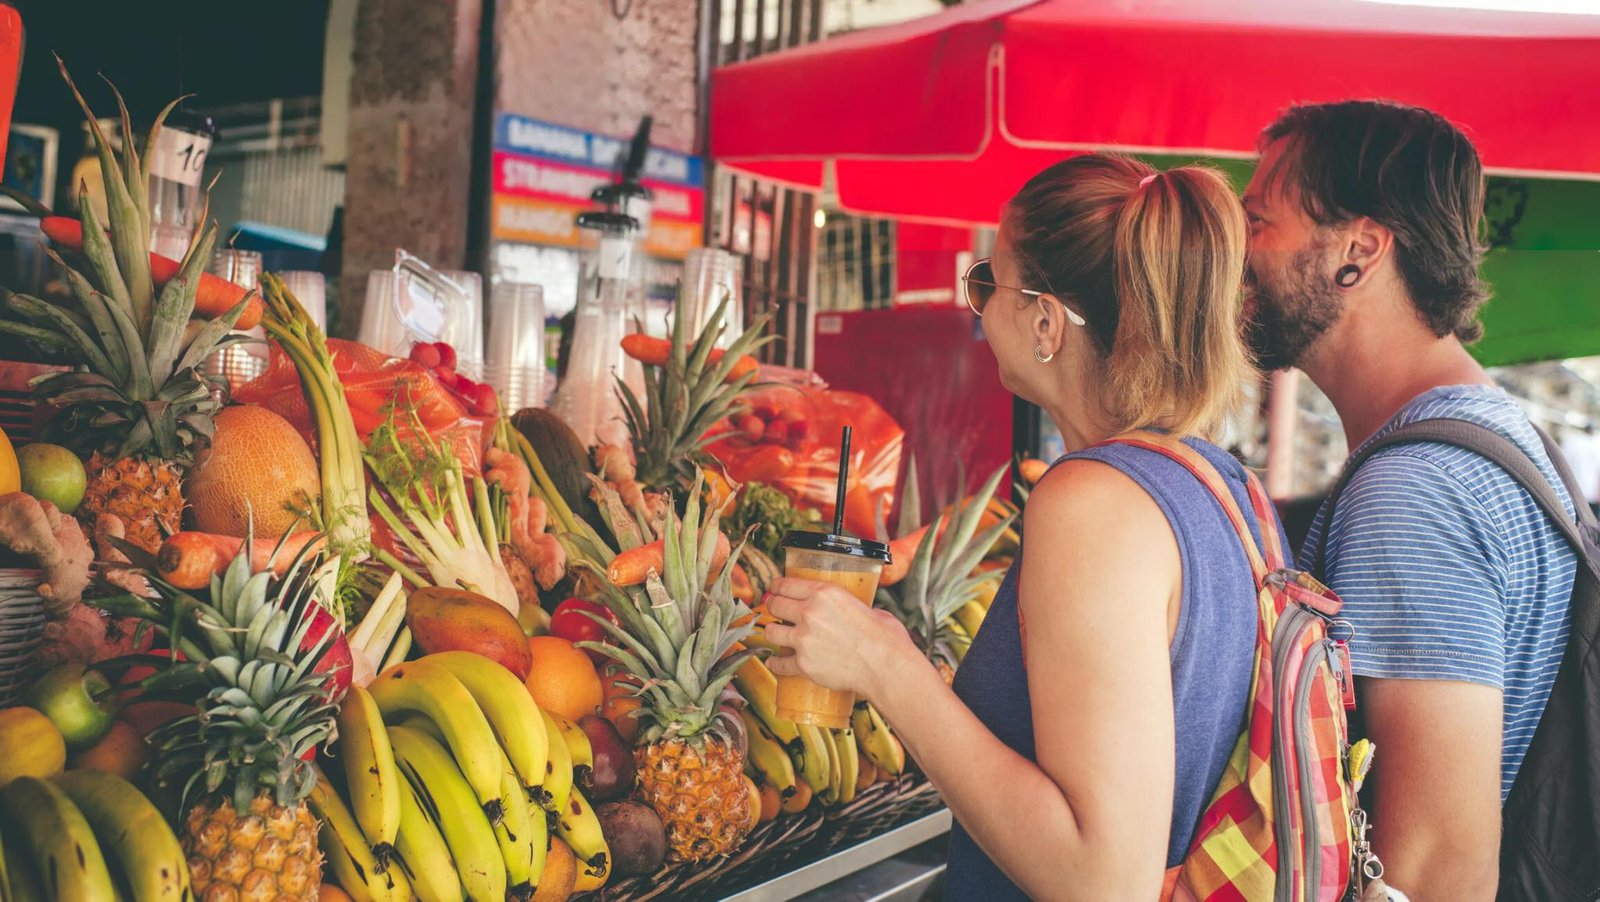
left=780, top=531, right=892, bottom=563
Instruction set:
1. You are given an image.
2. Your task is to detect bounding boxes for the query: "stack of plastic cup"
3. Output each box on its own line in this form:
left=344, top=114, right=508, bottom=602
left=680, top=248, right=744, bottom=347
left=203, top=249, right=266, bottom=390
left=483, top=281, right=548, bottom=413
left=356, top=270, right=406, bottom=357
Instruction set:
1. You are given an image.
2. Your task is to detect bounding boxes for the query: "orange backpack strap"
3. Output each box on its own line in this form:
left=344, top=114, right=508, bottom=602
left=1101, top=431, right=1273, bottom=579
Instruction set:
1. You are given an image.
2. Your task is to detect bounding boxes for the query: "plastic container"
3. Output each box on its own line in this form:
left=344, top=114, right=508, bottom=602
left=774, top=532, right=891, bottom=730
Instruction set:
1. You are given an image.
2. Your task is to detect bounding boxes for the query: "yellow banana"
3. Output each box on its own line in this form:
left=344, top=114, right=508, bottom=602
left=336, top=684, right=402, bottom=857
left=554, top=787, right=611, bottom=890
left=423, top=651, right=551, bottom=792
left=368, top=659, right=505, bottom=820
left=732, top=656, right=800, bottom=746
left=851, top=703, right=905, bottom=777
left=792, top=724, right=831, bottom=794
left=0, top=819, right=10, bottom=902
left=819, top=728, right=844, bottom=806
left=945, top=620, right=972, bottom=663
left=740, top=708, right=797, bottom=797
left=492, top=752, right=543, bottom=897
left=52, top=770, right=190, bottom=902
left=0, top=776, right=115, bottom=901
left=307, top=768, right=412, bottom=902
left=388, top=725, right=507, bottom=902
left=972, top=579, right=1001, bottom=611
left=547, top=712, right=594, bottom=790
left=2, top=837, right=45, bottom=902
left=537, top=709, right=574, bottom=815
left=833, top=729, right=861, bottom=805
left=954, top=600, right=987, bottom=640
left=393, top=775, right=465, bottom=902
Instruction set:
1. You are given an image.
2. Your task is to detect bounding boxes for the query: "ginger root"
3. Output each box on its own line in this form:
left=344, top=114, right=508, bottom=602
left=0, top=491, right=92, bottom=616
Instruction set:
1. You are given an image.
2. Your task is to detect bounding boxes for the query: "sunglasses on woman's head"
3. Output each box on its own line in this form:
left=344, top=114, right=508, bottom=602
left=962, top=258, right=1087, bottom=325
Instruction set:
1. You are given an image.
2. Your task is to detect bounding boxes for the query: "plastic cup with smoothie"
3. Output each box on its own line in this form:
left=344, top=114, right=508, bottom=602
left=774, top=531, right=892, bottom=730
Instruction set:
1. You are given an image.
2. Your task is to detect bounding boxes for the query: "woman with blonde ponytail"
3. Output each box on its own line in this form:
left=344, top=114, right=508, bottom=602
left=765, top=153, right=1276, bottom=899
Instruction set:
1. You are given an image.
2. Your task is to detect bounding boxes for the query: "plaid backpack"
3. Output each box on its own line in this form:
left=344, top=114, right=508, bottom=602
left=1107, top=433, right=1381, bottom=902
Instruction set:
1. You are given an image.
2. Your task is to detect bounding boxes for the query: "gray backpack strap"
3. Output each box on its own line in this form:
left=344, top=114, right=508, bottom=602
left=1311, top=419, right=1596, bottom=581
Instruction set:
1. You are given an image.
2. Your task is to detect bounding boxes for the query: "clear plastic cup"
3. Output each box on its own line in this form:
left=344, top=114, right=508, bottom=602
left=774, top=531, right=892, bottom=730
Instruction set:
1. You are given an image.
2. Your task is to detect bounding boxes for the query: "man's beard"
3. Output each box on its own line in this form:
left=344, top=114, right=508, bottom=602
left=1244, top=242, right=1345, bottom=372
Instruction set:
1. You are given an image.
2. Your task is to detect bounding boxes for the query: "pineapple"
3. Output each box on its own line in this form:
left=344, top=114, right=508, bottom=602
left=0, top=65, right=249, bottom=553
left=617, top=292, right=771, bottom=493
left=94, top=537, right=341, bottom=900
left=877, top=462, right=1016, bottom=683
left=573, top=475, right=761, bottom=862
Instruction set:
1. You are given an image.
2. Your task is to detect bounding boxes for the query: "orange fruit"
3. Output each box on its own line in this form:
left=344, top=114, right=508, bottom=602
left=599, top=666, right=642, bottom=743
left=781, top=781, right=813, bottom=815
left=525, top=636, right=603, bottom=723
left=757, top=782, right=781, bottom=823
left=741, top=774, right=761, bottom=831
left=70, top=720, right=147, bottom=781
left=318, top=885, right=354, bottom=902
left=531, top=837, right=578, bottom=902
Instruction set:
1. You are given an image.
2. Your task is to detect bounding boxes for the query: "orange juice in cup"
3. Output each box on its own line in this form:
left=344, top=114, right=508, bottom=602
left=774, top=531, right=891, bottom=730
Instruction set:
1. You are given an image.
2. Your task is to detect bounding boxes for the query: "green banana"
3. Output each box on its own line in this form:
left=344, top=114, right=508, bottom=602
left=52, top=770, right=191, bottom=902
left=547, top=711, right=594, bottom=793
left=336, top=684, right=402, bottom=859
left=424, top=651, right=551, bottom=792
left=389, top=725, right=507, bottom=902
left=0, top=776, right=115, bottom=901
left=537, top=709, right=575, bottom=814
left=851, top=702, right=906, bottom=777
left=791, top=724, right=831, bottom=794
left=553, top=787, right=611, bottom=884
left=368, top=659, right=506, bottom=821
left=731, top=657, right=800, bottom=747
left=740, top=707, right=797, bottom=797
left=394, top=774, right=465, bottom=902
left=307, top=768, right=412, bottom=902
left=1, top=837, right=42, bottom=902
left=492, top=753, right=543, bottom=898
left=833, top=729, right=861, bottom=805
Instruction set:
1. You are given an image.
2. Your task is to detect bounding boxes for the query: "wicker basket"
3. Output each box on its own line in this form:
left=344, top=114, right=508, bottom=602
left=0, top=360, right=68, bottom=445
left=582, top=806, right=827, bottom=902
left=0, top=569, right=49, bottom=707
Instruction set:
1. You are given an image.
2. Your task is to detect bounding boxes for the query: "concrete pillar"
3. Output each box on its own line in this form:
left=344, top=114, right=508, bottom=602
left=338, top=0, right=483, bottom=339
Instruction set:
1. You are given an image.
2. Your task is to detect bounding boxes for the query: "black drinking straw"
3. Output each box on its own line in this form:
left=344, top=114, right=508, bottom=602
left=834, top=426, right=852, bottom=536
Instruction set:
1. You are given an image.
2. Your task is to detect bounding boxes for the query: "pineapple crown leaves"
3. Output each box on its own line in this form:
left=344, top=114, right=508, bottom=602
left=572, top=473, right=761, bottom=744
left=92, top=526, right=342, bottom=814
left=879, top=462, right=1015, bottom=648
left=618, top=291, right=776, bottom=490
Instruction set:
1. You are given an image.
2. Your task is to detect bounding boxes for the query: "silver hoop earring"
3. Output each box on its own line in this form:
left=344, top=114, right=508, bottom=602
left=1034, top=346, right=1055, bottom=364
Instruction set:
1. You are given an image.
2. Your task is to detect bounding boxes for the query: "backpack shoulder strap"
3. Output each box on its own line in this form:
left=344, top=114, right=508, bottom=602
left=1312, top=418, right=1597, bottom=578
left=1100, top=431, right=1277, bottom=577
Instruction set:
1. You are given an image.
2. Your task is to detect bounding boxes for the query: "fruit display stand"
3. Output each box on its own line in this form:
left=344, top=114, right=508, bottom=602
left=590, top=774, right=949, bottom=901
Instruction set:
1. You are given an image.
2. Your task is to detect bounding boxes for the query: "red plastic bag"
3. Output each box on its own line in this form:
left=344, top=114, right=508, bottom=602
left=707, top=385, right=903, bottom=538
left=236, top=339, right=492, bottom=478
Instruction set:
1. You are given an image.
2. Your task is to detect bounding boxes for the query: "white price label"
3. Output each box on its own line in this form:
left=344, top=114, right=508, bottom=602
left=148, top=130, right=212, bottom=188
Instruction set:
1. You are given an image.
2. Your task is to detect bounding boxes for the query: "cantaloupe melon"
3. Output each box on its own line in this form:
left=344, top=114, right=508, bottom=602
left=187, top=405, right=320, bottom=538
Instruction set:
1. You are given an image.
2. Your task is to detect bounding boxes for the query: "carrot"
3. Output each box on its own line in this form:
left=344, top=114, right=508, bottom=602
left=879, top=499, right=1007, bottom=587
left=157, top=530, right=325, bottom=589
left=1019, top=458, right=1050, bottom=486
left=606, top=533, right=733, bottom=588
left=730, top=563, right=755, bottom=603
left=619, top=332, right=759, bottom=384
left=40, top=215, right=264, bottom=329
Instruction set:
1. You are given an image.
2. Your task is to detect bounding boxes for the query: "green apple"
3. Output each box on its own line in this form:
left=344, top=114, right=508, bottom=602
left=24, top=663, right=118, bottom=751
left=16, top=443, right=87, bottom=514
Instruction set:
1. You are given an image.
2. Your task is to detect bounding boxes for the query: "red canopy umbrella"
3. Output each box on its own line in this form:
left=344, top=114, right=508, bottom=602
left=711, top=0, right=1600, bottom=226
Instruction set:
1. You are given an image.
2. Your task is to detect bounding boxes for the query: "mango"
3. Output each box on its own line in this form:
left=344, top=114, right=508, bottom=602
left=406, top=587, right=534, bottom=681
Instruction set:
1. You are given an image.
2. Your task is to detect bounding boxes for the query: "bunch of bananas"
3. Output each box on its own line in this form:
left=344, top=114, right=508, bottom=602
left=314, top=651, right=612, bottom=901
left=734, top=656, right=908, bottom=814
left=942, top=579, right=998, bottom=664
left=0, top=769, right=190, bottom=900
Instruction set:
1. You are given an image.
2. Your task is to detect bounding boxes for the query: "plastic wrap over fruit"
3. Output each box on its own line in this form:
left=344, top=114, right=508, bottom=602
left=706, top=385, right=903, bottom=538
left=238, top=339, right=491, bottom=477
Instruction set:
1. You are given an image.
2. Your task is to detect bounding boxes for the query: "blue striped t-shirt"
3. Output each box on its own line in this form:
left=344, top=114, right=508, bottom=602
left=1301, top=385, right=1576, bottom=798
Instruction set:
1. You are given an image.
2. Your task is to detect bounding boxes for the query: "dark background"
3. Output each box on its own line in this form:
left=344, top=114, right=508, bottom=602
left=12, top=0, right=329, bottom=175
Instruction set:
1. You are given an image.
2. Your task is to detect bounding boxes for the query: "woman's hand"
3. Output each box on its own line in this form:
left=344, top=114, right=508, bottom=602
left=763, top=577, right=918, bottom=700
